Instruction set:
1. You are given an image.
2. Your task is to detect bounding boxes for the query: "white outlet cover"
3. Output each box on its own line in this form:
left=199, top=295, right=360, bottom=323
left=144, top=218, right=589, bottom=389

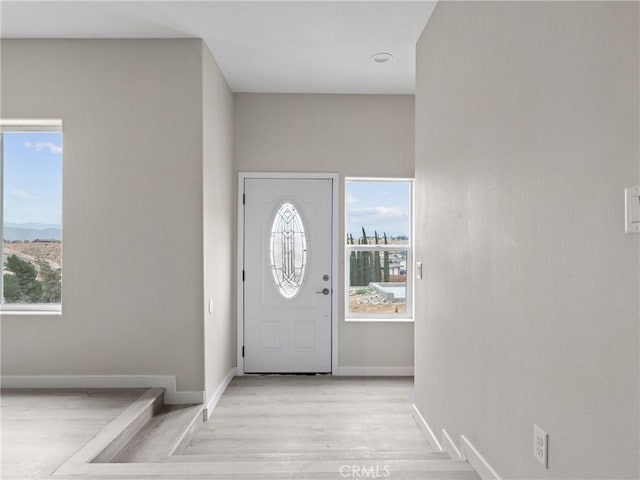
left=625, top=185, right=640, bottom=234
left=533, top=424, right=548, bottom=469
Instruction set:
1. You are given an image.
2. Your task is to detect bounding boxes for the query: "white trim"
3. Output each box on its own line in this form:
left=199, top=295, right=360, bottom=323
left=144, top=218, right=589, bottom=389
left=0, top=133, right=3, bottom=302
left=0, top=123, right=63, bottom=310
left=0, top=119, right=62, bottom=131
left=0, top=375, right=203, bottom=405
left=441, top=428, right=462, bottom=460
left=461, top=435, right=502, bottom=480
left=345, top=318, right=414, bottom=323
left=236, top=174, right=245, bottom=374
left=236, top=172, right=340, bottom=376
left=0, top=303, right=61, bottom=315
left=345, top=244, right=411, bottom=251
left=331, top=174, right=340, bottom=375
left=411, top=404, right=442, bottom=452
left=0, top=309, right=61, bottom=316
left=203, top=367, right=236, bottom=420
left=336, top=366, right=414, bottom=376
left=344, top=177, right=414, bottom=322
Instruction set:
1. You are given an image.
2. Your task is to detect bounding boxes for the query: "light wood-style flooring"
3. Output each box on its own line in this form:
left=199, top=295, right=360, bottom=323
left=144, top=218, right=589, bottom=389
left=1, top=377, right=479, bottom=479
left=0, top=388, right=144, bottom=479
left=186, top=376, right=432, bottom=457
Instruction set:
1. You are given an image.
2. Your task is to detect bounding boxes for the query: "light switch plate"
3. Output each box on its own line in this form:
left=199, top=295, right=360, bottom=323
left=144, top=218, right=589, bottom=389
left=625, top=186, right=640, bottom=234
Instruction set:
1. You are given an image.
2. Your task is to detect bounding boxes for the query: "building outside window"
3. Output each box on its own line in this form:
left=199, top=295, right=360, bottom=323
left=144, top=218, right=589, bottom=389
left=345, top=178, right=413, bottom=321
left=1, top=120, right=63, bottom=312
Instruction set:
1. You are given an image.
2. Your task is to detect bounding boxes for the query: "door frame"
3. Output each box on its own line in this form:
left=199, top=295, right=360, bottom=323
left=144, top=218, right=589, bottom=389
left=236, top=172, right=340, bottom=375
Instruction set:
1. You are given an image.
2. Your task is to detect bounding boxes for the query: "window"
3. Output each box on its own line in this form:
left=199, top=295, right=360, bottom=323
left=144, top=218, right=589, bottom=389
left=1, top=120, right=63, bottom=312
left=345, top=178, right=413, bottom=320
left=270, top=202, right=308, bottom=299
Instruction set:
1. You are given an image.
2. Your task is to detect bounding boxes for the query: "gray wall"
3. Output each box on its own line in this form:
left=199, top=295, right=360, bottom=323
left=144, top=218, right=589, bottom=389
left=234, top=93, right=414, bottom=369
left=414, top=2, right=639, bottom=478
left=1, top=39, right=235, bottom=396
left=202, top=44, right=235, bottom=403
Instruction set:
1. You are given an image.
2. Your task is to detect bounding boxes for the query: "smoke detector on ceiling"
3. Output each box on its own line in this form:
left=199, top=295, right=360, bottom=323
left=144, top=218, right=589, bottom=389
left=370, top=52, right=393, bottom=64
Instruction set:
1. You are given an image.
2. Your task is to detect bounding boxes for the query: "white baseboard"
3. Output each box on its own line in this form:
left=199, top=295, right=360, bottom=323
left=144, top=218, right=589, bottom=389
left=0, top=375, right=204, bottom=405
left=204, top=367, right=236, bottom=420
left=441, top=428, right=462, bottom=460
left=411, top=404, right=442, bottom=452
left=461, top=435, right=501, bottom=480
left=336, top=366, right=414, bottom=376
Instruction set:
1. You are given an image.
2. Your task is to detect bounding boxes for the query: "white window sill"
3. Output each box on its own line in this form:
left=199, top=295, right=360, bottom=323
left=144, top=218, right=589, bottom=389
left=345, top=318, right=414, bottom=323
left=1, top=307, right=62, bottom=316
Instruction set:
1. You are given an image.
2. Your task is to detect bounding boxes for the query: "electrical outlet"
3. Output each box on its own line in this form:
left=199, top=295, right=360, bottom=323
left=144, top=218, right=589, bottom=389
left=625, top=186, right=640, bottom=234
left=533, top=424, right=548, bottom=468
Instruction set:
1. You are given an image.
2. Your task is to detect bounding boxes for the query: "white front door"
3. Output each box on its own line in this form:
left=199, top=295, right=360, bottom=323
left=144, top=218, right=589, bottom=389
left=243, top=177, right=333, bottom=373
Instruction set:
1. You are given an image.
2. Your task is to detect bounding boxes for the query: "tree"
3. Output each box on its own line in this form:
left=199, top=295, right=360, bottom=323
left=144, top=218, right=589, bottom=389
left=360, top=227, right=371, bottom=286
left=373, top=231, right=382, bottom=282
left=383, top=233, right=390, bottom=282
left=4, top=255, right=42, bottom=303
left=3, top=273, right=20, bottom=303
left=348, top=234, right=358, bottom=287
left=38, top=259, right=61, bottom=303
left=357, top=227, right=390, bottom=286
left=349, top=228, right=391, bottom=287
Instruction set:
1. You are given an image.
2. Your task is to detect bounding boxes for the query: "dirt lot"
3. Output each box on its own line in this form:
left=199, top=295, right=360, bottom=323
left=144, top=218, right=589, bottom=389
left=2, top=241, right=61, bottom=270
left=349, top=292, right=406, bottom=314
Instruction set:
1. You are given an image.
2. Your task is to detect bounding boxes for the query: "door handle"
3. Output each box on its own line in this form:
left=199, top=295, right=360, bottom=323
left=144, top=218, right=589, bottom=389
left=316, top=288, right=330, bottom=295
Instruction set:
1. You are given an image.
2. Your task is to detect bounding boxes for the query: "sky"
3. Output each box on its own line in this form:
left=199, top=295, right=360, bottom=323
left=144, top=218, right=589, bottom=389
left=346, top=180, right=411, bottom=240
left=2, top=132, right=63, bottom=227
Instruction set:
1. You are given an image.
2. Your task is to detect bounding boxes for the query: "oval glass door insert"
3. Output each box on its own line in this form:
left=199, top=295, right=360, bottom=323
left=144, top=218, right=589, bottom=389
left=270, top=202, right=307, bottom=298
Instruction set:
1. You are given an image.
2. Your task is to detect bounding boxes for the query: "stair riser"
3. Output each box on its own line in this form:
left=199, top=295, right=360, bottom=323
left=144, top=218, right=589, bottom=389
left=93, top=393, right=163, bottom=463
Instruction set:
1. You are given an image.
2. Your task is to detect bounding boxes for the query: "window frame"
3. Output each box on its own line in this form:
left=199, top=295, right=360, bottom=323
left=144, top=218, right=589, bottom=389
left=344, top=177, right=414, bottom=322
left=0, top=119, right=63, bottom=314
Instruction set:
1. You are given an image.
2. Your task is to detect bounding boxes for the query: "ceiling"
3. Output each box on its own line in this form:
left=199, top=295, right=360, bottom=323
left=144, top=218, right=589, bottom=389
left=0, top=1, right=437, bottom=94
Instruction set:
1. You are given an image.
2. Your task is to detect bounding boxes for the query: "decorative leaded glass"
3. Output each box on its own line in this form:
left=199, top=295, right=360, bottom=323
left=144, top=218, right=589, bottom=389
left=270, top=202, right=307, bottom=298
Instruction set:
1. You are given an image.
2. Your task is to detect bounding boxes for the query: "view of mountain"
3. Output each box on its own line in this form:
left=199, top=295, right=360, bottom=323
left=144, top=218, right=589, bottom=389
left=3, top=223, right=61, bottom=242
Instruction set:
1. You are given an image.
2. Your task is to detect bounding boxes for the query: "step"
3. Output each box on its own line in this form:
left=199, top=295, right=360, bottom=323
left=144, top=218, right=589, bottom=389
left=161, top=450, right=452, bottom=463
left=54, top=388, right=165, bottom=475
left=110, top=403, right=204, bottom=463
left=59, top=458, right=479, bottom=479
